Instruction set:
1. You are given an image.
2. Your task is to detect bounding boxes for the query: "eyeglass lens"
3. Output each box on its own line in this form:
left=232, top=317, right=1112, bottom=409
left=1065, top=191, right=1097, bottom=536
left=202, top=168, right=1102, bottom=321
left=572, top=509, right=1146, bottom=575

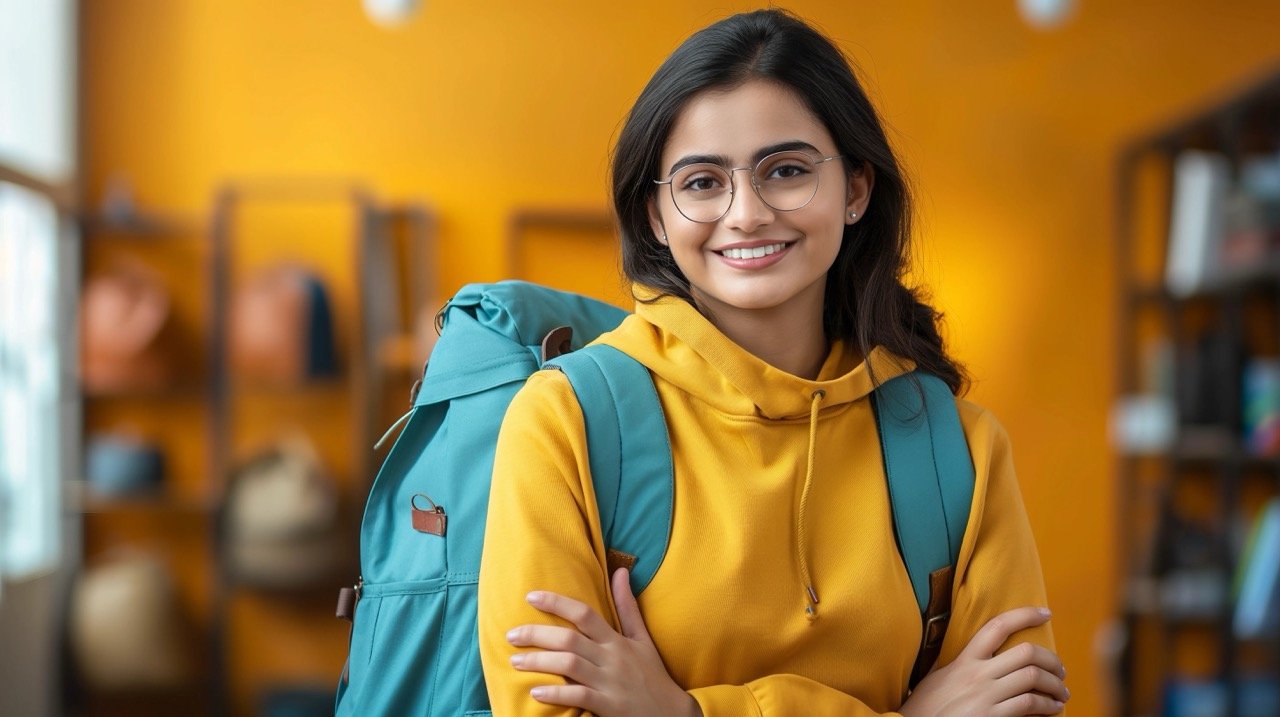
left=669, top=151, right=824, bottom=223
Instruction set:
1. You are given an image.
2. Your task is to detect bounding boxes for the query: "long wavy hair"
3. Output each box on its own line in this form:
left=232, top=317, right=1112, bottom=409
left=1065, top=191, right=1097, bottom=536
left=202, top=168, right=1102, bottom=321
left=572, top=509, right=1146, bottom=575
left=610, top=8, right=969, bottom=396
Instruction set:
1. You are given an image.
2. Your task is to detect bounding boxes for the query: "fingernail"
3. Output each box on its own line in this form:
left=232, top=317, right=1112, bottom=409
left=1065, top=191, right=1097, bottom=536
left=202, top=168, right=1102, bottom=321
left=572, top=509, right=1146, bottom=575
left=1064, top=687, right=1071, bottom=700
left=1038, top=607, right=1052, bottom=618
left=526, top=591, right=545, bottom=605
left=510, top=653, right=525, bottom=667
left=1054, top=701, right=1064, bottom=710
left=506, top=628, right=520, bottom=643
left=530, top=687, right=547, bottom=699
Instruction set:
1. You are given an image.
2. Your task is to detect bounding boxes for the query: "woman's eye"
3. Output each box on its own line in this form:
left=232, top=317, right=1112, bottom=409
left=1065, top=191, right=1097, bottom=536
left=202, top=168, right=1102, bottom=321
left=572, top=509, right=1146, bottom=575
left=681, top=176, right=722, bottom=192
left=766, top=164, right=810, bottom=180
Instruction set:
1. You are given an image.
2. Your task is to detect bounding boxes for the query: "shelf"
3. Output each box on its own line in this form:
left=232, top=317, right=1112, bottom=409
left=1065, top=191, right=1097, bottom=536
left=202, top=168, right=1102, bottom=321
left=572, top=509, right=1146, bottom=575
left=1129, top=255, right=1280, bottom=305
left=67, top=481, right=214, bottom=515
left=83, top=382, right=207, bottom=400
left=227, top=375, right=349, bottom=395
left=81, top=211, right=203, bottom=238
left=1115, top=65, right=1280, bottom=717
left=377, top=333, right=428, bottom=377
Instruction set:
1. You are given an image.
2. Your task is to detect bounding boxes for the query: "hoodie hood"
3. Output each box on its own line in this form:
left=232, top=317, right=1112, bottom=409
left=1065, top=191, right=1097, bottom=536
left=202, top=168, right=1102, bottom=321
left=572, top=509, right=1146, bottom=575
left=597, top=289, right=917, bottom=421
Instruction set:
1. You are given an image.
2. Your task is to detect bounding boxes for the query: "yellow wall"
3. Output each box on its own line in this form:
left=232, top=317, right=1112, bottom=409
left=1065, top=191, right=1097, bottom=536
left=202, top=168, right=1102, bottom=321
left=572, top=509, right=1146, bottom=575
left=82, top=1, right=1280, bottom=715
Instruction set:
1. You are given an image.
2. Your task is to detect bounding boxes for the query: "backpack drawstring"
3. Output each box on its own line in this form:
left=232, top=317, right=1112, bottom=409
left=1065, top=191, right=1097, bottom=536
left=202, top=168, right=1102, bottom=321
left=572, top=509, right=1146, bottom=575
left=798, top=388, right=825, bottom=623
left=374, top=409, right=414, bottom=450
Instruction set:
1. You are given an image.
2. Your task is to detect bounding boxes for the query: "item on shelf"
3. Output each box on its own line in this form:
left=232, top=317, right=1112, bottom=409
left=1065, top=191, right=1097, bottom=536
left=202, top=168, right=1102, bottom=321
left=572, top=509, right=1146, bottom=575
left=1151, top=510, right=1228, bottom=619
left=223, top=434, right=348, bottom=589
left=1160, top=675, right=1280, bottom=717
left=1219, top=191, right=1274, bottom=270
left=1233, top=497, right=1280, bottom=639
left=80, top=259, right=173, bottom=393
left=1158, top=567, right=1230, bottom=619
left=1176, top=328, right=1245, bottom=431
left=84, top=432, right=165, bottom=498
left=68, top=551, right=192, bottom=690
left=1111, top=394, right=1177, bottom=454
left=1165, top=150, right=1232, bottom=297
left=1142, top=338, right=1176, bottom=398
left=1154, top=509, right=1220, bottom=571
left=229, top=264, right=339, bottom=386
left=1242, top=358, right=1280, bottom=456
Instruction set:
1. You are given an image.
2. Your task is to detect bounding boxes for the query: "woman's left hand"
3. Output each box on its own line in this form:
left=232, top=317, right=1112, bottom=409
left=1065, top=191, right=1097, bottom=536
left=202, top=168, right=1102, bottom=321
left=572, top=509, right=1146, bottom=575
left=507, top=567, right=701, bottom=717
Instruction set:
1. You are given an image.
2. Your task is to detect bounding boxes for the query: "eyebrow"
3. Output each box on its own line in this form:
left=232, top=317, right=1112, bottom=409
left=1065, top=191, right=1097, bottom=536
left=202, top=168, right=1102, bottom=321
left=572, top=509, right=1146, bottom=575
left=666, top=140, right=824, bottom=176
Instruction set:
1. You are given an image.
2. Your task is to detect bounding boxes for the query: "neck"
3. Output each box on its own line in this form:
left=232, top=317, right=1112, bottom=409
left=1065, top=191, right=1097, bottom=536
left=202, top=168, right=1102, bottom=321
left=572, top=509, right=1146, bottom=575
left=692, top=284, right=833, bottom=380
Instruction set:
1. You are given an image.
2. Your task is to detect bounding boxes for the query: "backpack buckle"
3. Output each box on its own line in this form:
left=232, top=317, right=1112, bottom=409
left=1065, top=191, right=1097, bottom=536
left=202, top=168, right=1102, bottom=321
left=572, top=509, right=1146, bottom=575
left=541, top=326, right=574, bottom=362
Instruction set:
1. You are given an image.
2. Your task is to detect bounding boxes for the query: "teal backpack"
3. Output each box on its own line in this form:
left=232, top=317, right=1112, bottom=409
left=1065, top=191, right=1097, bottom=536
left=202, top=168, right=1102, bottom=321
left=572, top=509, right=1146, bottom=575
left=333, top=280, right=975, bottom=716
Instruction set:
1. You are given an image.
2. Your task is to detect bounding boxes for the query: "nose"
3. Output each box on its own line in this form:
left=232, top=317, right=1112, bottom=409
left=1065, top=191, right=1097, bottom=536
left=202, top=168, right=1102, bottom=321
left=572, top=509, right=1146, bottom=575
left=721, top=167, right=774, bottom=233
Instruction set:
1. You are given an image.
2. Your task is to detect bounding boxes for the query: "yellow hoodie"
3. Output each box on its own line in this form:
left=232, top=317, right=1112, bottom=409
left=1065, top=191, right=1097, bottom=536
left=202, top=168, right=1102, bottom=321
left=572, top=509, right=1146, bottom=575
left=478, top=292, right=1055, bottom=716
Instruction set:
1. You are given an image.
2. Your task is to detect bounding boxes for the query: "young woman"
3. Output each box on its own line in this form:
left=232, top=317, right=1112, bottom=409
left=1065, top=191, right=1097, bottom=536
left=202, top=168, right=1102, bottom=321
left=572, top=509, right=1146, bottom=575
left=478, top=9, right=1068, bottom=716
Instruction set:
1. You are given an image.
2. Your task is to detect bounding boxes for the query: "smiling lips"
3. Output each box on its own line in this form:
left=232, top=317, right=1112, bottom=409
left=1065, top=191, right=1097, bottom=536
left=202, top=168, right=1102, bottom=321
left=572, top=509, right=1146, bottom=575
left=713, top=240, right=797, bottom=268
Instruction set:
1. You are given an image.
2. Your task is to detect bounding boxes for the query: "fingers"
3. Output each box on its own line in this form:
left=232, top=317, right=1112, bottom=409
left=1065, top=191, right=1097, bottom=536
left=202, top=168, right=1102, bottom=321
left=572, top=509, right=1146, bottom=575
left=992, top=665, right=1070, bottom=705
left=510, top=649, right=601, bottom=685
left=991, top=691, right=1065, bottom=717
left=527, top=590, right=615, bottom=643
left=988, top=642, right=1066, bottom=682
left=528, top=683, right=607, bottom=713
left=611, top=568, right=654, bottom=645
left=506, top=624, right=603, bottom=666
left=961, top=607, right=1052, bottom=660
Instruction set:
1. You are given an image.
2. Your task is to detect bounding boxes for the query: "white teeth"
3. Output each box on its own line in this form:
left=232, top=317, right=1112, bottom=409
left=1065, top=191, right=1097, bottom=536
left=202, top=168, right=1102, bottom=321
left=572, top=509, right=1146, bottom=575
left=720, top=242, right=789, bottom=260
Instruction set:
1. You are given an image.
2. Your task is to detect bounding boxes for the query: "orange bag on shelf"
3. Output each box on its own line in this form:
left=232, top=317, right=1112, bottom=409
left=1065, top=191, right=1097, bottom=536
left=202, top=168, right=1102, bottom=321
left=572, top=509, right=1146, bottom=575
left=228, top=264, right=338, bottom=386
left=80, top=260, right=173, bottom=394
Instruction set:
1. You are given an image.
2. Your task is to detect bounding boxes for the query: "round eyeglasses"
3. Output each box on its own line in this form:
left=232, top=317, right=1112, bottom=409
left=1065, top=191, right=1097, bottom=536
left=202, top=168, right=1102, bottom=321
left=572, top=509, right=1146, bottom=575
left=653, top=151, right=844, bottom=224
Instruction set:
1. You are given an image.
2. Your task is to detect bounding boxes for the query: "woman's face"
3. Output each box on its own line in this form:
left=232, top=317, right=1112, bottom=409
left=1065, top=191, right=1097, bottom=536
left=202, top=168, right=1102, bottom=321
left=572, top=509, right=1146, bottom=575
left=648, top=79, right=873, bottom=320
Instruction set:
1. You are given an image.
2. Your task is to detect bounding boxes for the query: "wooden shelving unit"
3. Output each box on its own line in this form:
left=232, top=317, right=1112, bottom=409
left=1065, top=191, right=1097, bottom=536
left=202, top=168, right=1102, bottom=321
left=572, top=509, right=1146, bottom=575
left=1114, top=67, right=1280, bottom=716
left=71, top=187, right=437, bottom=716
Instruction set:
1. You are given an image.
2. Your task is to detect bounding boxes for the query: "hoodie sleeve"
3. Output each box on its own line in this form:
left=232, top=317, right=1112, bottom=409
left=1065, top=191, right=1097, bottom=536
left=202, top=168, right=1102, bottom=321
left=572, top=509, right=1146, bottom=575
left=479, top=369, right=620, bottom=717
left=480, top=371, right=909, bottom=717
left=932, top=400, right=1057, bottom=669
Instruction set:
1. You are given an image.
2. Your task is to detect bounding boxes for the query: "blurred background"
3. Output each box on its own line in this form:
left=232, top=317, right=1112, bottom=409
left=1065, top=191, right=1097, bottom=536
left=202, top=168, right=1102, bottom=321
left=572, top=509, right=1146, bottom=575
left=2, top=1, right=1280, bottom=715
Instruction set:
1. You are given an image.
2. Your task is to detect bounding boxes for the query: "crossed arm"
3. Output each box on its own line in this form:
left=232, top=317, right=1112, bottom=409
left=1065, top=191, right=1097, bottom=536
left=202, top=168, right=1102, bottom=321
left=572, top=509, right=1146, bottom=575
left=500, top=567, right=1066, bottom=717
left=478, top=377, right=1069, bottom=716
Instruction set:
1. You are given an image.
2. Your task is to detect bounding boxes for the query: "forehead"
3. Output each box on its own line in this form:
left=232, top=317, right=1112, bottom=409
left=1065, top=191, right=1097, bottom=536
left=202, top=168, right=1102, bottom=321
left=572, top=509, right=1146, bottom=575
left=662, top=79, right=835, bottom=165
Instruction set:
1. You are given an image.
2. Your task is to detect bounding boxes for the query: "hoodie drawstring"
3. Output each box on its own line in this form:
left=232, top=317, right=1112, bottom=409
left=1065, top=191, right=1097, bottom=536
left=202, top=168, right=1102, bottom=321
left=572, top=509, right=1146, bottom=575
left=798, top=388, right=825, bottom=622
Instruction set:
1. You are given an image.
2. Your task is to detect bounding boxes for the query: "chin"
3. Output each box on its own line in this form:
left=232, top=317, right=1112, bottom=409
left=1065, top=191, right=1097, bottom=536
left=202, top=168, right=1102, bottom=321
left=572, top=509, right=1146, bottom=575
left=699, top=284, right=808, bottom=314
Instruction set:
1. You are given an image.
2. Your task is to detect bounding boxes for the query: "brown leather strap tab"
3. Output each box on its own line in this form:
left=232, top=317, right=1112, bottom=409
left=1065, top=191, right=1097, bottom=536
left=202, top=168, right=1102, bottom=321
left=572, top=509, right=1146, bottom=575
left=541, top=326, right=574, bottom=363
left=909, top=565, right=955, bottom=690
left=336, top=586, right=357, bottom=622
left=606, top=549, right=637, bottom=576
left=411, top=493, right=447, bottom=536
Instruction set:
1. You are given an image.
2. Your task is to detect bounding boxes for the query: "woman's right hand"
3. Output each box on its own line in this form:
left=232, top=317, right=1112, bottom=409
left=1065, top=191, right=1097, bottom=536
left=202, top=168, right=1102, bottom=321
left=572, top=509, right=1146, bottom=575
left=899, top=606, right=1069, bottom=717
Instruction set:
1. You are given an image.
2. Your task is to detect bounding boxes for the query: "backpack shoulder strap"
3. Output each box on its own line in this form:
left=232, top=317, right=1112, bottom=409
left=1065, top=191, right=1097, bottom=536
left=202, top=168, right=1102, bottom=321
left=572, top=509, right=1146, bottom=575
left=547, top=344, right=673, bottom=597
left=871, top=371, right=975, bottom=689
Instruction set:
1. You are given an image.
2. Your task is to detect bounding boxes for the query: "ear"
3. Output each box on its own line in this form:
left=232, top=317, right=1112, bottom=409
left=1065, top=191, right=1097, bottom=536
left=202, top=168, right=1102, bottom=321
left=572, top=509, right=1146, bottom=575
left=646, top=196, right=668, bottom=246
left=845, top=161, right=875, bottom=225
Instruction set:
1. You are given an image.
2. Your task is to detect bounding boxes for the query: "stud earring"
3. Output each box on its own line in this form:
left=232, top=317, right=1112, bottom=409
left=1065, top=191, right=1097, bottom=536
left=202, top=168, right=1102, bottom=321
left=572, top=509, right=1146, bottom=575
left=848, top=211, right=857, bottom=219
